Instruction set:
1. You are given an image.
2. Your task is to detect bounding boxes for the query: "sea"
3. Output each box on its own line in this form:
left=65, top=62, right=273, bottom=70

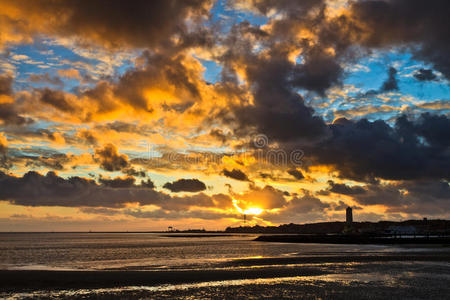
left=1, top=232, right=449, bottom=299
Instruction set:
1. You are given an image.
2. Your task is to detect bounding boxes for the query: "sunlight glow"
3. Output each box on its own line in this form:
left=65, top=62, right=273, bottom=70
left=243, top=207, right=264, bottom=216
left=233, top=200, right=264, bottom=216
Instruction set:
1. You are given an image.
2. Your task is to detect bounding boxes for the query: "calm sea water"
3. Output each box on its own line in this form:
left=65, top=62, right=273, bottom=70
left=0, top=232, right=424, bottom=271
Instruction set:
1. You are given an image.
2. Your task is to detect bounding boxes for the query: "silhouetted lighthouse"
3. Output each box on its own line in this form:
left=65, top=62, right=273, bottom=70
left=346, top=207, right=353, bottom=224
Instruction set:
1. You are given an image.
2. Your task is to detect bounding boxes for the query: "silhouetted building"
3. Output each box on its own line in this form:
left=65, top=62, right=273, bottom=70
left=346, top=207, right=353, bottom=224
left=386, top=225, right=417, bottom=237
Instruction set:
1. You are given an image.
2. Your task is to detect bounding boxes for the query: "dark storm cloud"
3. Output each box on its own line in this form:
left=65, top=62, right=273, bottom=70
left=38, top=88, right=74, bottom=112
left=313, top=113, right=450, bottom=182
left=0, top=74, right=13, bottom=96
left=0, top=171, right=162, bottom=208
left=341, top=179, right=450, bottom=216
left=99, top=176, right=136, bottom=188
left=350, top=0, right=450, bottom=80
left=159, top=193, right=213, bottom=210
left=140, top=179, right=155, bottom=189
left=291, top=48, right=343, bottom=95
left=0, top=103, right=34, bottom=126
left=236, top=0, right=450, bottom=105
left=327, top=180, right=366, bottom=195
left=233, top=0, right=325, bottom=16
left=95, top=144, right=129, bottom=172
left=380, top=67, right=398, bottom=92
left=331, top=201, right=361, bottom=211
left=217, top=16, right=334, bottom=146
left=163, top=178, right=207, bottom=193
left=228, top=3, right=345, bottom=96
left=231, top=56, right=328, bottom=143
left=122, top=167, right=147, bottom=178
left=0, top=171, right=231, bottom=212
left=99, top=176, right=153, bottom=189
left=414, top=69, right=438, bottom=81
left=0, top=75, right=33, bottom=126
left=0, top=0, right=212, bottom=49
left=413, top=113, right=450, bottom=148
left=287, top=169, right=304, bottom=180
left=393, top=180, right=450, bottom=215
left=226, top=0, right=450, bottom=114
left=222, top=168, right=250, bottom=181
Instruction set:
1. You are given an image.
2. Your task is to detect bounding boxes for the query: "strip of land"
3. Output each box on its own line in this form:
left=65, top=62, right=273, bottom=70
left=255, top=235, right=450, bottom=244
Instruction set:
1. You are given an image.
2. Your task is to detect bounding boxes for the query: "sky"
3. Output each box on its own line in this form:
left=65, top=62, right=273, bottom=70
left=0, top=0, right=449, bottom=231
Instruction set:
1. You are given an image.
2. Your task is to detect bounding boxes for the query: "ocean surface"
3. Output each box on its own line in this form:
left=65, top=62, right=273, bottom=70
left=0, top=232, right=413, bottom=271
left=1, top=233, right=449, bottom=299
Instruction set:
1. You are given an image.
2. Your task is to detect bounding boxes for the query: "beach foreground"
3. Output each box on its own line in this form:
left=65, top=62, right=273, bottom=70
left=1, top=253, right=450, bottom=299
left=2, top=233, right=449, bottom=298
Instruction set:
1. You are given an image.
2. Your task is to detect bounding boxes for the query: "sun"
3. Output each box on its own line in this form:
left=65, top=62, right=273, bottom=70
left=243, top=207, right=264, bottom=216
left=233, top=200, right=264, bottom=216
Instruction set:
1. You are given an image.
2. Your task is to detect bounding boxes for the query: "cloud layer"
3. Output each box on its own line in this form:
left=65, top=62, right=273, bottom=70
left=0, top=0, right=449, bottom=229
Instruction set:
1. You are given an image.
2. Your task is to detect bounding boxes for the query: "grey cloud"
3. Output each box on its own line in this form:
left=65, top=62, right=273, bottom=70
left=0, top=74, right=13, bottom=96
left=163, top=178, right=207, bottom=193
left=380, top=67, right=399, bottom=92
left=0, top=171, right=163, bottom=208
left=99, top=176, right=136, bottom=188
left=1, top=0, right=212, bottom=49
left=0, top=171, right=232, bottom=213
left=327, top=180, right=366, bottom=195
left=38, top=88, right=74, bottom=112
left=414, top=69, right=438, bottom=81
left=313, top=114, right=450, bottom=182
left=222, top=168, right=250, bottom=181
left=95, top=144, right=129, bottom=172
left=0, top=103, right=34, bottom=126
left=287, top=169, right=304, bottom=180
left=350, top=0, right=450, bottom=80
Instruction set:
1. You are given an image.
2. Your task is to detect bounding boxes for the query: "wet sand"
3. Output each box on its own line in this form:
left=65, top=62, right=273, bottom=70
left=0, top=267, right=326, bottom=291
left=1, top=253, right=450, bottom=293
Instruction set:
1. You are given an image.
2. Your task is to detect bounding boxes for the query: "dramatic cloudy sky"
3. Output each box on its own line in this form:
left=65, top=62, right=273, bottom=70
left=0, top=0, right=449, bottom=231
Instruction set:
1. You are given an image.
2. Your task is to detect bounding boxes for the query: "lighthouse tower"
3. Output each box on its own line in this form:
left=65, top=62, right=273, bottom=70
left=346, top=207, right=353, bottom=224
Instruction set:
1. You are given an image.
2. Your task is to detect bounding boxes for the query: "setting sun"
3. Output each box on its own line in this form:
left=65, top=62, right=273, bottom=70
left=243, top=207, right=264, bottom=216
left=233, top=200, right=263, bottom=216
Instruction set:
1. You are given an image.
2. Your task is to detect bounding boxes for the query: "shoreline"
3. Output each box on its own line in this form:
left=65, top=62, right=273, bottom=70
left=255, top=235, right=450, bottom=244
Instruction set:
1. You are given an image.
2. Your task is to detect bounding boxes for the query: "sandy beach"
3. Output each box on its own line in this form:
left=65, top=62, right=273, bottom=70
left=1, top=252, right=450, bottom=299
left=1, top=233, right=449, bottom=298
